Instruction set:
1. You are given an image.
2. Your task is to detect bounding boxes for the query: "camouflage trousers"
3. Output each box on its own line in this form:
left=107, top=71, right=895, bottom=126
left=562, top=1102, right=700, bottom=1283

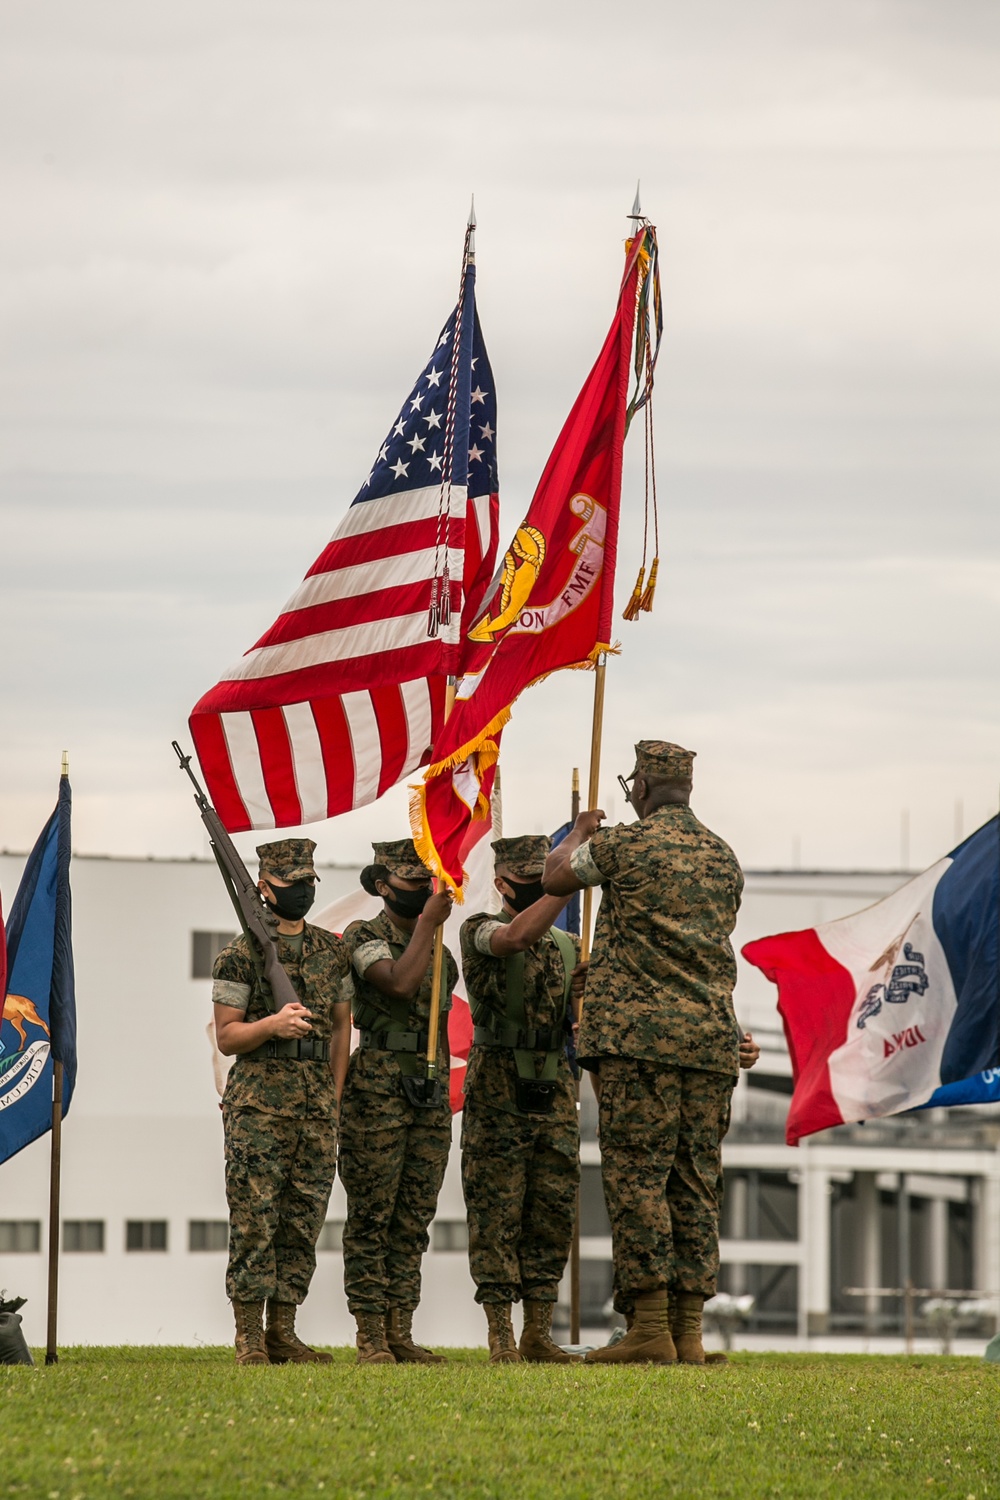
left=338, top=1070, right=452, bottom=1316
left=597, top=1058, right=733, bottom=1306
left=223, top=1105, right=337, bottom=1305
left=461, top=1071, right=579, bottom=1306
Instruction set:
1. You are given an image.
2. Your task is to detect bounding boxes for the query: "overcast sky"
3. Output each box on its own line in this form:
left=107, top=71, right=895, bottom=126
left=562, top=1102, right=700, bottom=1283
left=2, top=0, right=998, bottom=876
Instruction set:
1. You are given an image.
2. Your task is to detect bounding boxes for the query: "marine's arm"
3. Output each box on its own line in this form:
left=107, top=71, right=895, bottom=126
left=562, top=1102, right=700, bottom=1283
left=329, top=999, right=352, bottom=1102
left=542, top=809, right=606, bottom=896
left=212, top=945, right=313, bottom=1056
left=214, top=1001, right=314, bottom=1056
left=361, top=890, right=453, bottom=1000
left=486, top=894, right=571, bottom=955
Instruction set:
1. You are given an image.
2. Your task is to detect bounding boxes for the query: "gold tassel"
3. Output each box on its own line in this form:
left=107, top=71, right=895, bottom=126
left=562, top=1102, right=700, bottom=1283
left=639, top=556, right=659, bottom=613
left=622, top=566, right=645, bottom=621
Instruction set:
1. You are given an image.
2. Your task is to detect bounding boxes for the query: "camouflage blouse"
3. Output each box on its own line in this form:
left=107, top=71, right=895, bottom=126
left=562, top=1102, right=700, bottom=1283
left=460, top=910, right=579, bottom=1120
left=341, top=910, right=457, bottom=1106
left=211, top=924, right=349, bottom=1119
left=572, top=803, right=744, bottom=1077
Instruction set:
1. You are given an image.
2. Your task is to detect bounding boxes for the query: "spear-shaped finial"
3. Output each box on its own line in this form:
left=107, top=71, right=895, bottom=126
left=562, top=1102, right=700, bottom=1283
left=467, top=195, right=476, bottom=259
left=629, top=181, right=643, bottom=226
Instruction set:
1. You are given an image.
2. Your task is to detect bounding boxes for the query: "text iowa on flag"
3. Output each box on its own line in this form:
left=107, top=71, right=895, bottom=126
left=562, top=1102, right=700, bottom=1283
left=1, top=776, right=76, bottom=1166
left=743, top=817, right=1000, bottom=1146
left=190, top=249, right=500, bottom=833
left=412, top=228, right=655, bottom=894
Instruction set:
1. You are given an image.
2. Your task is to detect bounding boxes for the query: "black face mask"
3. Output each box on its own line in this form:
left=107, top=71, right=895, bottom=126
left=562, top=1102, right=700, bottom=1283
left=503, top=877, right=546, bottom=914
left=382, top=883, right=432, bottom=919
left=263, top=879, right=315, bottom=921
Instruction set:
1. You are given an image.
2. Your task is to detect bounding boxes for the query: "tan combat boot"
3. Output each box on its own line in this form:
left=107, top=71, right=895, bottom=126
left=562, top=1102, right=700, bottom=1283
left=670, top=1290, right=707, bottom=1365
left=584, top=1290, right=677, bottom=1365
left=519, top=1301, right=582, bottom=1364
left=485, top=1303, right=523, bottom=1364
left=354, top=1311, right=397, bottom=1365
left=233, top=1300, right=270, bottom=1366
left=264, top=1300, right=333, bottom=1364
left=385, top=1307, right=447, bottom=1364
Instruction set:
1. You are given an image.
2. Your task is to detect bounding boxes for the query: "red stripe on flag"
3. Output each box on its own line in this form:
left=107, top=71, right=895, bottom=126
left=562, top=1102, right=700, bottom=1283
left=189, top=712, right=251, bottom=832
left=309, top=695, right=356, bottom=817
left=253, top=581, right=432, bottom=651
left=192, top=643, right=440, bottom=714
left=251, top=709, right=302, bottom=827
left=370, top=685, right=410, bottom=798
left=305, top=518, right=442, bottom=577
left=742, top=929, right=855, bottom=1146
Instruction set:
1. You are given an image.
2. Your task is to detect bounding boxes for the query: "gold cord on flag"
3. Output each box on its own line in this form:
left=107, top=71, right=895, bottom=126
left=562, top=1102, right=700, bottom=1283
left=622, top=226, right=662, bottom=622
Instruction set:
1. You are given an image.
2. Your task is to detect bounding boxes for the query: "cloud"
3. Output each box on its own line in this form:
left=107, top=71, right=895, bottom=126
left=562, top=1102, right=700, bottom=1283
left=1, top=0, right=998, bottom=876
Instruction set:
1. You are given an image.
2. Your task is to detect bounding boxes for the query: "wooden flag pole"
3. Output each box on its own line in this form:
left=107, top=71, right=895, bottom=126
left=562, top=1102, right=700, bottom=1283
left=569, top=765, right=582, bottom=1344
left=568, top=659, right=608, bottom=1343
left=423, top=680, right=457, bottom=1089
left=580, top=656, right=607, bottom=966
left=46, top=748, right=70, bottom=1366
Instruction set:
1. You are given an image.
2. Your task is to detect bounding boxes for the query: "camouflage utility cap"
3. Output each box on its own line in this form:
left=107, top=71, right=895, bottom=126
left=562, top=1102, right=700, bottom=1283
left=257, top=838, right=320, bottom=882
left=371, top=838, right=431, bottom=881
left=634, top=741, right=696, bottom=781
left=491, top=834, right=551, bottom=879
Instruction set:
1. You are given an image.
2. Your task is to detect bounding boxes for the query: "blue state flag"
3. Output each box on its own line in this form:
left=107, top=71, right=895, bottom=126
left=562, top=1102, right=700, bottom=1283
left=1, top=776, right=76, bottom=1165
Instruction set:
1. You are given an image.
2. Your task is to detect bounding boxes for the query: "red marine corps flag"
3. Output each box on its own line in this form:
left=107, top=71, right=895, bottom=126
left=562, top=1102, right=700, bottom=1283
left=412, top=226, right=658, bottom=894
left=189, top=216, right=499, bottom=831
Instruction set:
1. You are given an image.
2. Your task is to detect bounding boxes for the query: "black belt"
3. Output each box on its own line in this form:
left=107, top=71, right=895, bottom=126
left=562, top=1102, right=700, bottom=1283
left=473, top=1023, right=562, bottom=1052
left=250, top=1037, right=329, bottom=1062
left=359, top=1028, right=428, bottom=1055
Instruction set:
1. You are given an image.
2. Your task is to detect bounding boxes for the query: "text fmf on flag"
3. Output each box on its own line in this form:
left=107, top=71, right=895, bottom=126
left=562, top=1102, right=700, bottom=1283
left=743, top=817, right=1000, bottom=1145
left=1, top=776, right=76, bottom=1166
left=412, top=226, right=657, bottom=894
left=190, top=231, right=500, bottom=833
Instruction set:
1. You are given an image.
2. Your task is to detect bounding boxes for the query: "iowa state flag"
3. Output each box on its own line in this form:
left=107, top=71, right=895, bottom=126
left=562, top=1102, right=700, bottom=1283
left=412, top=228, right=654, bottom=893
left=743, top=817, right=1000, bottom=1145
left=1, top=777, right=77, bottom=1164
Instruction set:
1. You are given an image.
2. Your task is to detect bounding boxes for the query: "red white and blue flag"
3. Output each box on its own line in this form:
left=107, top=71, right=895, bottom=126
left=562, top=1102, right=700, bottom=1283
left=743, top=817, right=1000, bottom=1145
left=190, top=250, right=500, bottom=832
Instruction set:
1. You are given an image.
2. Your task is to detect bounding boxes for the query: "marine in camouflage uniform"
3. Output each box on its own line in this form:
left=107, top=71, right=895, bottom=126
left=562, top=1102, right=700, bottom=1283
left=543, top=742, right=744, bottom=1365
left=212, top=838, right=351, bottom=1366
left=460, top=834, right=582, bottom=1364
left=339, top=838, right=457, bottom=1365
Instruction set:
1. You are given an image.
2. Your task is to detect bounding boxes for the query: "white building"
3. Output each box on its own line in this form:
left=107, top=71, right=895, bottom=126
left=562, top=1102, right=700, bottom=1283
left=1, top=852, right=998, bottom=1351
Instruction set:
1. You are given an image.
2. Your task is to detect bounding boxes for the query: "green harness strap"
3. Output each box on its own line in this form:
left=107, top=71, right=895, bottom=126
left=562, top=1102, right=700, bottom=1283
left=353, top=939, right=449, bottom=1078
left=502, top=926, right=576, bottom=1084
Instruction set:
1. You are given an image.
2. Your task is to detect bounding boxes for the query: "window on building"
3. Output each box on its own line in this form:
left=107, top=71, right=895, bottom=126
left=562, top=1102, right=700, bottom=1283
left=188, top=1221, right=229, bottom=1252
left=431, top=1221, right=468, bottom=1252
left=316, top=1221, right=344, bottom=1252
left=126, top=1220, right=168, bottom=1252
left=0, top=1221, right=41, bottom=1253
left=191, top=931, right=237, bottom=980
left=63, top=1220, right=105, bottom=1253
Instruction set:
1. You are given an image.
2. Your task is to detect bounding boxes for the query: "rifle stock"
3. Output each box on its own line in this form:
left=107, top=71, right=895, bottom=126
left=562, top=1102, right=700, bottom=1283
left=172, top=742, right=300, bottom=1014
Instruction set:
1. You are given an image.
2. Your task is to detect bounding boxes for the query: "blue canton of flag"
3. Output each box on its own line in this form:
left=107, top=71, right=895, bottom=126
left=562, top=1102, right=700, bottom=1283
left=355, top=283, right=499, bottom=510
left=1, top=776, right=76, bottom=1165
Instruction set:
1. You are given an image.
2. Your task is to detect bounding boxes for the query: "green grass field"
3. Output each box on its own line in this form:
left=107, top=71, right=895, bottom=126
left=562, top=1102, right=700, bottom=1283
left=2, top=1348, right=998, bottom=1499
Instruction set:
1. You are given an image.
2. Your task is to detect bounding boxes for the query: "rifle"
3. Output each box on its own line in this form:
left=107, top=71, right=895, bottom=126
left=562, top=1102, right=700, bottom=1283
left=172, top=741, right=300, bottom=1015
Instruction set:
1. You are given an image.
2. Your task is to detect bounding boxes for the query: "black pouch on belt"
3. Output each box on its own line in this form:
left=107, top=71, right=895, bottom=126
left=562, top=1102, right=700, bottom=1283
left=513, top=1074, right=558, bottom=1115
left=401, top=1074, right=444, bottom=1110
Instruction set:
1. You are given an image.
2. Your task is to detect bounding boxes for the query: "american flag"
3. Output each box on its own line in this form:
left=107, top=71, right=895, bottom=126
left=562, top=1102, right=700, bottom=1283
left=190, top=250, right=500, bottom=832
